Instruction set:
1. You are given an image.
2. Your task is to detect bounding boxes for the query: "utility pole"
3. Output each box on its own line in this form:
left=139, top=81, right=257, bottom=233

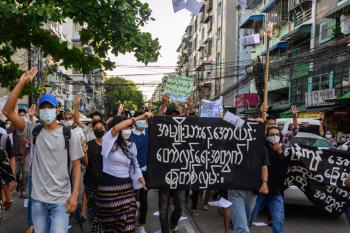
left=262, top=22, right=273, bottom=121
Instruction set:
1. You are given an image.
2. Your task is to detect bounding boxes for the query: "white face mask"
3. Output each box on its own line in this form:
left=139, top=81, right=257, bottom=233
left=121, top=129, right=132, bottom=140
left=64, top=120, right=74, bottom=127
left=267, top=135, right=280, bottom=144
left=39, top=108, right=57, bottom=125
left=325, top=134, right=332, bottom=139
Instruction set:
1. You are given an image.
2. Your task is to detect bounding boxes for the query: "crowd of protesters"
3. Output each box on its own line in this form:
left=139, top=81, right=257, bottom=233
left=1, top=68, right=350, bottom=233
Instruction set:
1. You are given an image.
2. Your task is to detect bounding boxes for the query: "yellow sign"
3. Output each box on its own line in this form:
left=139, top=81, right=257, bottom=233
left=299, top=112, right=321, bottom=119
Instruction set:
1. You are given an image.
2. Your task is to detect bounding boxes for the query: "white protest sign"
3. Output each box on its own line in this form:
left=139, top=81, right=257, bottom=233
left=199, top=97, right=223, bottom=118
left=172, top=0, right=186, bottom=13
left=185, top=0, right=202, bottom=14
left=224, top=111, right=245, bottom=128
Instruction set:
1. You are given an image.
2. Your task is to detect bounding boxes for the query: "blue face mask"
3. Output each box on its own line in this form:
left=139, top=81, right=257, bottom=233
left=135, top=120, right=146, bottom=129
left=39, top=108, right=57, bottom=124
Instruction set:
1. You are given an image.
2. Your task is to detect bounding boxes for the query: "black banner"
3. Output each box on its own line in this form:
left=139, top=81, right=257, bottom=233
left=147, top=116, right=265, bottom=190
left=284, top=144, right=350, bottom=217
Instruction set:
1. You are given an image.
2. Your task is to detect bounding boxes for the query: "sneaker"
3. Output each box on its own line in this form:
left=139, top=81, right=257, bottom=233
left=137, top=226, right=147, bottom=233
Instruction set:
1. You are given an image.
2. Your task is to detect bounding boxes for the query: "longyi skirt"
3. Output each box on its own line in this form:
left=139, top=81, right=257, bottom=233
left=95, top=173, right=137, bottom=233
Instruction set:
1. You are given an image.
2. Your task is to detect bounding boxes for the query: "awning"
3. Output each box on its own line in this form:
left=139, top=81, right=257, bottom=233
left=240, top=15, right=264, bottom=29
left=241, top=108, right=260, bottom=114
left=261, top=41, right=288, bottom=56
left=326, top=91, right=350, bottom=102
left=268, top=103, right=291, bottom=113
left=281, top=24, right=312, bottom=41
left=324, top=0, right=350, bottom=18
left=281, top=105, right=337, bottom=115
left=262, top=0, right=280, bottom=13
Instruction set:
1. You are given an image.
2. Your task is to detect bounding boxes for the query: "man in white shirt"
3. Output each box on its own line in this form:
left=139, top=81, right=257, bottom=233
left=3, top=68, right=83, bottom=233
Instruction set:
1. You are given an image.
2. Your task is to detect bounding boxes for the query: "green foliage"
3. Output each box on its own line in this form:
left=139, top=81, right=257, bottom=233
left=104, top=76, right=144, bottom=116
left=0, top=0, right=160, bottom=91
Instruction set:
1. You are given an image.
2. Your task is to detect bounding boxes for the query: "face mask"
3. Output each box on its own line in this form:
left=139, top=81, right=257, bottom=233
left=5, top=124, right=10, bottom=129
left=64, top=120, right=74, bottom=127
left=94, top=129, right=105, bottom=138
left=121, top=129, right=132, bottom=140
left=267, top=135, right=280, bottom=144
left=39, top=108, right=57, bottom=125
left=135, top=120, right=146, bottom=129
left=22, top=116, right=27, bottom=121
left=325, top=134, right=332, bottom=139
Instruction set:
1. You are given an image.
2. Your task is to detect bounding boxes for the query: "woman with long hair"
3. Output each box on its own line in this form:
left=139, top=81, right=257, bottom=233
left=95, top=113, right=151, bottom=232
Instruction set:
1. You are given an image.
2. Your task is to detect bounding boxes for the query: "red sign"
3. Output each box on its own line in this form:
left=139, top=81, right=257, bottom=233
left=235, top=93, right=258, bottom=108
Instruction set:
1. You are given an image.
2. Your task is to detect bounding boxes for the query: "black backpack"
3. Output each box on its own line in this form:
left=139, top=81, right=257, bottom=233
left=32, top=125, right=72, bottom=173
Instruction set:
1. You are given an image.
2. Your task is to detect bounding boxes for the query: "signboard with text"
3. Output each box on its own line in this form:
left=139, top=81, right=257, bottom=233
left=164, top=75, right=194, bottom=102
left=305, top=89, right=335, bottom=107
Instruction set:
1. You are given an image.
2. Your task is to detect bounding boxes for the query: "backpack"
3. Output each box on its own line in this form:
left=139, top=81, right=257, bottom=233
left=32, top=125, right=72, bottom=173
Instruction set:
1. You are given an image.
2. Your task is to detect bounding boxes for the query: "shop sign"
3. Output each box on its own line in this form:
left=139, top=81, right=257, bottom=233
left=305, top=89, right=335, bottom=107
left=299, top=112, right=321, bottom=119
left=234, top=93, right=258, bottom=108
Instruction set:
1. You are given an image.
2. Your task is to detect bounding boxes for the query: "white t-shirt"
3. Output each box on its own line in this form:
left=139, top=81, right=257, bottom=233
left=102, top=129, right=142, bottom=180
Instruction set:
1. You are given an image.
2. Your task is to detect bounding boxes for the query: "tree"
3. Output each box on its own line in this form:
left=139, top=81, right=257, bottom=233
left=0, top=0, right=160, bottom=91
left=104, top=76, right=144, bottom=116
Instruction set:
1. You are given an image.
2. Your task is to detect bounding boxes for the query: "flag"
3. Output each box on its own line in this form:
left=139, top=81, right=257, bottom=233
left=185, top=0, right=202, bottom=15
left=172, top=0, right=186, bottom=13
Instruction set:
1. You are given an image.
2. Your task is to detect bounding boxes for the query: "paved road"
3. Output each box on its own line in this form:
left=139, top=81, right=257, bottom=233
left=0, top=190, right=197, bottom=233
left=190, top=200, right=349, bottom=233
left=2, top=190, right=349, bottom=233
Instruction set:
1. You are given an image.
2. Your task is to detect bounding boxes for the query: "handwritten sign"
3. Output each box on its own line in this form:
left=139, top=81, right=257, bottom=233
left=147, top=117, right=265, bottom=190
left=164, top=75, right=194, bottom=102
left=199, top=97, right=223, bottom=118
left=284, top=144, right=350, bottom=217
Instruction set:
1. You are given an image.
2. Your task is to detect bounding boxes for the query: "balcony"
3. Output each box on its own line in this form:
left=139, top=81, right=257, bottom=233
left=261, top=41, right=288, bottom=56
left=240, top=15, right=264, bottom=29
left=325, top=0, right=350, bottom=18
left=204, top=12, right=213, bottom=23
left=206, top=0, right=213, bottom=12
left=291, top=6, right=312, bottom=28
left=288, top=0, right=312, bottom=12
left=281, top=24, right=311, bottom=42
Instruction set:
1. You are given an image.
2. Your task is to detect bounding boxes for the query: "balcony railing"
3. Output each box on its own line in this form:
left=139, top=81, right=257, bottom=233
left=288, top=0, right=312, bottom=12
left=292, top=7, right=312, bottom=27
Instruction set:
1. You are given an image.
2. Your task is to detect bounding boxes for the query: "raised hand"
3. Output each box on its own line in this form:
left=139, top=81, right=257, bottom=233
left=19, top=67, right=38, bottom=85
left=74, top=92, right=81, bottom=107
left=28, top=104, right=37, bottom=116
left=143, top=112, right=153, bottom=119
left=291, top=105, right=298, bottom=117
left=320, top=112, right=325, bottom=123
left=162, top=95, right=169, bottom=106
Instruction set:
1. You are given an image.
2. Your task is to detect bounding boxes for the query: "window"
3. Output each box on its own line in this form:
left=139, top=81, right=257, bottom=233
left=217, top=2, right=222, bottom=17
left=319, top=19, right=336, bottom=44
left=291, top=76, right=307, bottom=104
left=265, top=0, right=288, bottom=26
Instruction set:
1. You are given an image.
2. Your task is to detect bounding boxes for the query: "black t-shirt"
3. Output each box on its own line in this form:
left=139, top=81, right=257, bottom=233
left=265, top=144, right=287, bottom=195
left=84, top=140, right=103, bottom=188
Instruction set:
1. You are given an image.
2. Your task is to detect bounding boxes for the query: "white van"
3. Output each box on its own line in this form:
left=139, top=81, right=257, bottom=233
left=276, top=118, right=321, bottom=135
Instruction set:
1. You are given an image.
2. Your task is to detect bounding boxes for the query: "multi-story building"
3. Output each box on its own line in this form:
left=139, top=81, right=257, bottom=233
left=234, top=0, right=350, bottom=134
left=176, top=0, right=237, bottom=108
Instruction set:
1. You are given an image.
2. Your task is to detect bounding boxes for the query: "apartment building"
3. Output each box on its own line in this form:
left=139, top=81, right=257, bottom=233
left=176, top=0, right=237, bottom=108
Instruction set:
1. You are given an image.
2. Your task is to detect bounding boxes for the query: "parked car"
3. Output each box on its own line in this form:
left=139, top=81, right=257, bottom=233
left=284, top=132, right=335, bottom=206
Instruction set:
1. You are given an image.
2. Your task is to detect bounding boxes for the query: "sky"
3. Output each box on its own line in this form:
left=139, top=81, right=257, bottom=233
left=107, top=0, right=192, bottom=99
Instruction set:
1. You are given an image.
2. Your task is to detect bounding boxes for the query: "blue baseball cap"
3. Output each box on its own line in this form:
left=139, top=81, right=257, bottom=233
left=38, top=94, right=58, bottom=108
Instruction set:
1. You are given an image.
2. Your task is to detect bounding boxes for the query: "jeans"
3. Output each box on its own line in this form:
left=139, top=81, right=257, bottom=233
left=250, top=194, right=284, bottom=233
left=228, top=190, right=257, bottom=233
left=138, top=171, right=148, bottom=225
left=345, top=208, right=350, bottom=225
left=32, top=199, right=69, bottom=233
left=28, top=177, right=33, bottom=225
left=158, top=189, right=185, bottom=233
